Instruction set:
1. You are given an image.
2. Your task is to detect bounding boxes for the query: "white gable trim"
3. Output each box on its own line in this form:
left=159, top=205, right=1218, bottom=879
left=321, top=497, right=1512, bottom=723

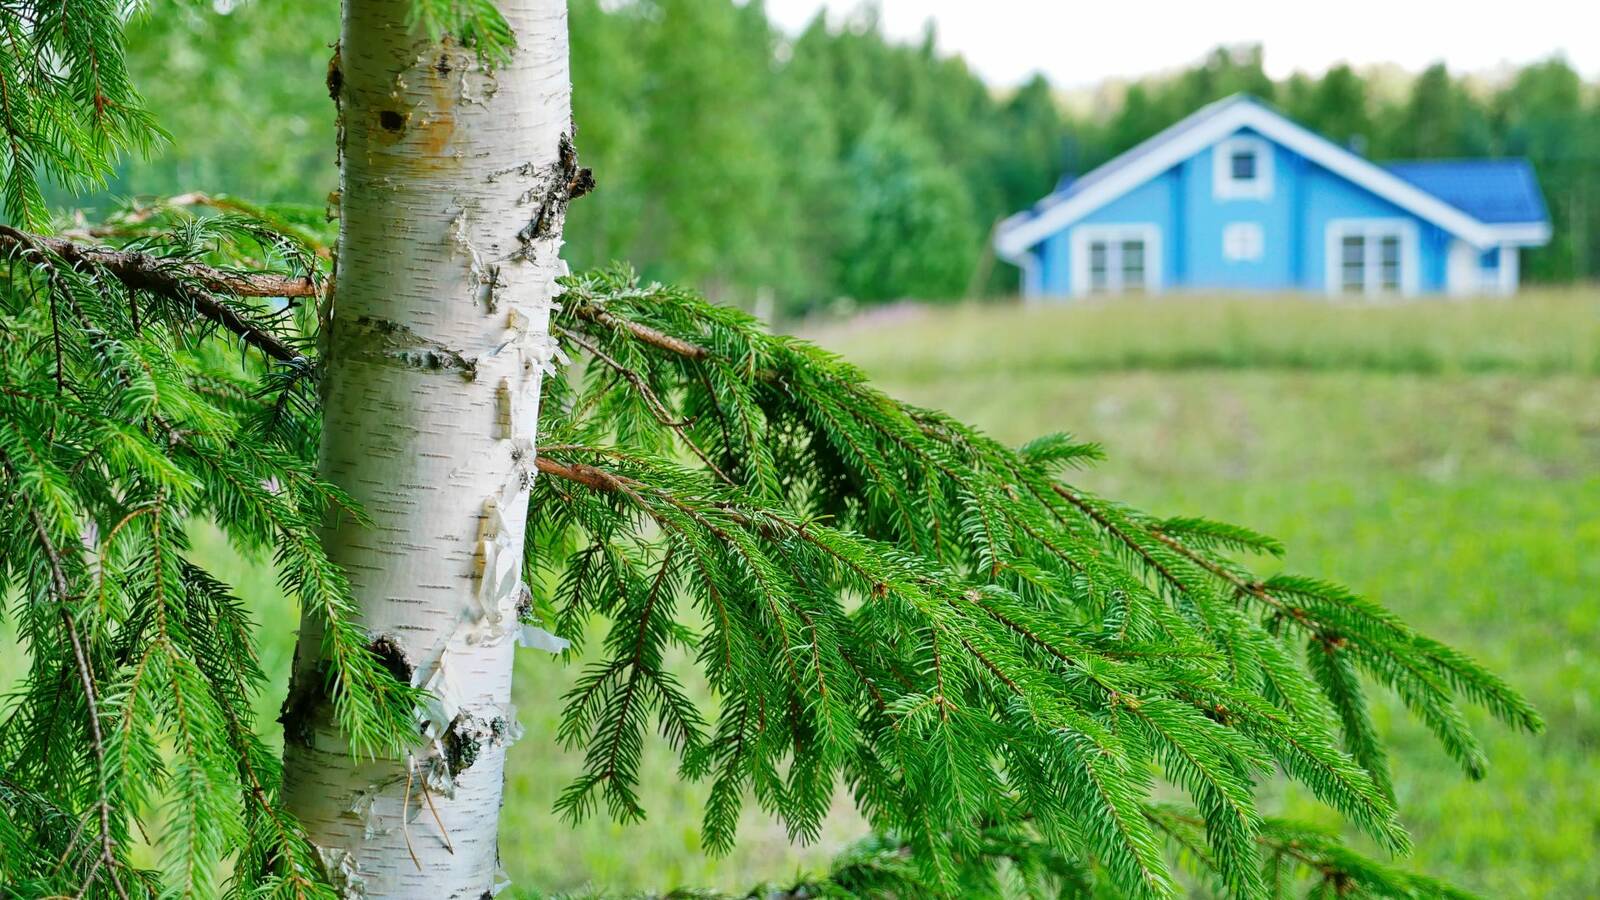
left=997, top=100, right=1510, bottom=260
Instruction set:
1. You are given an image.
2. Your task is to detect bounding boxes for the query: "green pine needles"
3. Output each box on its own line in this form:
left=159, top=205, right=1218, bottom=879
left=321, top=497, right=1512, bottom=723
left=0, top=0, right=161, bottom=227
left=0, top=201, right=1541, bottom=897
left=0, top=209, right=421, bottom=896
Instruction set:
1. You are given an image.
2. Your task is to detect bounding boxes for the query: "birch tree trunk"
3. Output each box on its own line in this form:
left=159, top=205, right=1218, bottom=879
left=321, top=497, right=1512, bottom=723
left=280, top=2, right=577, bottom=895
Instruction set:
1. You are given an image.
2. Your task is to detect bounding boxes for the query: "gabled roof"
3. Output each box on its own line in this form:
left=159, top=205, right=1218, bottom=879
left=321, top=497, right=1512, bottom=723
left=995, top=95, right=1551, bottom=260
left=1382, top=159, right=1548, bottom=225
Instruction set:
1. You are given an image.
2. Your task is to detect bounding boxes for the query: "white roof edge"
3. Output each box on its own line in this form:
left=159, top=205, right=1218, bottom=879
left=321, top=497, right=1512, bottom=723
left=1487, top=222, right=1552, bottom=245
left=995, top=98, right=1522, bottom=257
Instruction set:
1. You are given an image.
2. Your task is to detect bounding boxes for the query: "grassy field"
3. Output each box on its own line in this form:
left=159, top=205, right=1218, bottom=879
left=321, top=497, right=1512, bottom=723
left=4, top=289, right=1597, bottom=897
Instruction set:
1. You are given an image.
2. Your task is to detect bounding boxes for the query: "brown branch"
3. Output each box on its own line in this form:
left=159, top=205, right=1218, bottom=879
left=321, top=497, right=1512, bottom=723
left=535, top=455, right=618, bottom=492
left=62, top=192, right=228, bottom=240
left=571, top=303, right=709, bottom=361
left=556, top=326, right=735, bottom=485
left=0, top=226, right=319, bottom=299
left=62, top=192, right=334, bottom=261
left=0, top=225, right=311, bottom=365
left=22, top=498, right=127, bottom=900
left=1147, top=527, right=1310, bottom=627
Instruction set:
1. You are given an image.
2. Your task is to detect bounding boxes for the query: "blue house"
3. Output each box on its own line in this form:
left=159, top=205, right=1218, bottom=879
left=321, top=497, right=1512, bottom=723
left=994, top=95, right=1551, bottom=299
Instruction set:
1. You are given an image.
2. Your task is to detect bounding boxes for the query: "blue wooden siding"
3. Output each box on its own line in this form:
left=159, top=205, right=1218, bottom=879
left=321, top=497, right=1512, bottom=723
left=1297, top=158, right=1450, bottom=293
left=1180, top=133, right=1296, bottom=289
left=1029, top=127, right=1456, bottom=297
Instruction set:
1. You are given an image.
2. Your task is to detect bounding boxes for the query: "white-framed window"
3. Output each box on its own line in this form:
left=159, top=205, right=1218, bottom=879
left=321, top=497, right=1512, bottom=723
left=1070, top=224, right=1162, bottom=296
left=1213, top=135, right=1273, bottom=200
left=1324, top=219, right=1418, bottom=296
left=1222, top=222, right=1264, bottom=261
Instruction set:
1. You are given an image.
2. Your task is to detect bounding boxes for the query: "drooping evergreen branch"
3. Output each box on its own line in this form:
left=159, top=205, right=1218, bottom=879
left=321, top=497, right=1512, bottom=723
left=0, top=0, right=160, bottom=226
left=0, top=208, right=412, bottom=896
left=524, top=267, right=1540, bottom=896
left=0, top=225, right=316, bottom=364
left=18, top=486, right=129, bottom=900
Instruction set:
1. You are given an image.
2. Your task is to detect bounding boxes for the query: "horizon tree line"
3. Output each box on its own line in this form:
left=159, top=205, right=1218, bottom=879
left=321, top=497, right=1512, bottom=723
left=101, top=4, right=1600, bottom=311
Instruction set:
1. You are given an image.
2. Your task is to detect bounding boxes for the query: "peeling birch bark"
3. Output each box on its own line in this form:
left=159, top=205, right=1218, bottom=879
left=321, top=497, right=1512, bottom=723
left=280, top=2, right=574, bottom=895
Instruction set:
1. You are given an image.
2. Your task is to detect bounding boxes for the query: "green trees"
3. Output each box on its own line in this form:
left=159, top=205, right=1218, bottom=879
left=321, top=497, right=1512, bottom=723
left=1497, top=60, right=1598, bottom=280
left=1386, top=64, right=1490, bottom=159
left=834, top=120, right=978, bottom=303
left=109, top=3, right=1600, bottom=308
left=1284, top=65, right=1373, bottom=149
left=0, top=1, right=1551, bottom=896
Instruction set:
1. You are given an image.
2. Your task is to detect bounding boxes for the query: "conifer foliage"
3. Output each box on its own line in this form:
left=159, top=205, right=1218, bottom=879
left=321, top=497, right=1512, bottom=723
left=0, top=1, right=1542, bottom=898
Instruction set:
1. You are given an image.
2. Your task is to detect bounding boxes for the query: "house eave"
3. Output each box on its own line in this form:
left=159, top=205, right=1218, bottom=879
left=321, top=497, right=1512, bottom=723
left=1486, top=222, right=1552, bottom=246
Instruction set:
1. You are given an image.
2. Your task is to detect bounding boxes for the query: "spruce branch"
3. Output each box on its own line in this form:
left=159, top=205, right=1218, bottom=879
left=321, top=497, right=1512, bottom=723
left=529, top=268, right=1536, bottom=890
left=0, top=225, right=315, bottom=364
left=21, top=489, right=128, bottom=900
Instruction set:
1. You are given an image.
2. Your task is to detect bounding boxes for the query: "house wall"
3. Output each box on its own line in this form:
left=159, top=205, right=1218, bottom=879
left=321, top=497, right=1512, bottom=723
left=1296, top=160, right=1450, bottom=294
left=1029, top=127, right=1461, bottom=298
left=1035, top=169, right=1180, bottom=296
left=1179, top=133, right=1298, bottom=290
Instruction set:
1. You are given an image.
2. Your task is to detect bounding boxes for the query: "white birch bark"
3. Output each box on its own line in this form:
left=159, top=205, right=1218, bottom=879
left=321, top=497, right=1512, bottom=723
left=280, top=2, right=576, bottom=895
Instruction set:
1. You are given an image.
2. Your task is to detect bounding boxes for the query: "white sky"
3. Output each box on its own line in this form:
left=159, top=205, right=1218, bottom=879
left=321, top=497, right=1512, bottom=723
left=762, top=0, right=1597, bottom=88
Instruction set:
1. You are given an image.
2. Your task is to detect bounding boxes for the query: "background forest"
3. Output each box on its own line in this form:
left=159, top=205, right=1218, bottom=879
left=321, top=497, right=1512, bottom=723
left=114, top=0, right=1600, bottom=315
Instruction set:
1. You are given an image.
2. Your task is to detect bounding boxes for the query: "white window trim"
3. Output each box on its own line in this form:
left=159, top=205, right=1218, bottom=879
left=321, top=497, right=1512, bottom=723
left=1324, top=218, right=1420, bottom=297
left=1069, top=223, right=1162, bottom=297
left=1212, top=134, right=1274, bottom=200
left=1222, top=222, right=1265, bottom=262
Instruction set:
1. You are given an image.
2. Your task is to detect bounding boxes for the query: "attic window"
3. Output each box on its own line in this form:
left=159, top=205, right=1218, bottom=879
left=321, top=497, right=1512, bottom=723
left=1214, top=135, right=1273, bottom=200
left=1230, top=149, right=1256, bottom=182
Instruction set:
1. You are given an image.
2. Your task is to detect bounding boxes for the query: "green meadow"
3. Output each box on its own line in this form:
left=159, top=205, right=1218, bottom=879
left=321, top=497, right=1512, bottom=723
left=5, top=289, right=1596, bottom=897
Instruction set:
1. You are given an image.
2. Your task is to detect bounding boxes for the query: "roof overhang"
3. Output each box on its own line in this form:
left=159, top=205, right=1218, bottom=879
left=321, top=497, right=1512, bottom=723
left=996, top=101, right=1544, bottom=261
left=1485, top=222, right=1552, bottom=245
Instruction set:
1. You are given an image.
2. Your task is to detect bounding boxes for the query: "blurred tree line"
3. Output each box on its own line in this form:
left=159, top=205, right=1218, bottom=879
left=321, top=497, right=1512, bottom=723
left=107, top=1, right=1600, bottom=314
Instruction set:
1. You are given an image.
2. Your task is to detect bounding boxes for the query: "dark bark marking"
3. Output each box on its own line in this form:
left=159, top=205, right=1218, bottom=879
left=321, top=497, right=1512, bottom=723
left=326, top=47, right=342, bottom=102
left=333, top=315, right=479, bottom=379
left=368, top=635, right=413, bottom=685
left=278, top=660, right=329, bottom=749
left=515, top=133, right=595, bottom=255
left=443, top=714, right=482, bottom=776
left=442, top=712, right=516, bottom=778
